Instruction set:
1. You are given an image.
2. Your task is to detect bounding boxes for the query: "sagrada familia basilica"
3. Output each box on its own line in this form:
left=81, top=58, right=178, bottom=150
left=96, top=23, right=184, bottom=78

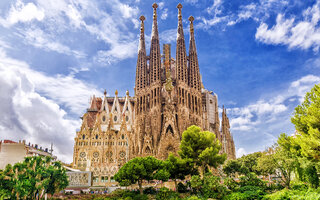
left=72, top=3, right=236, bottom=185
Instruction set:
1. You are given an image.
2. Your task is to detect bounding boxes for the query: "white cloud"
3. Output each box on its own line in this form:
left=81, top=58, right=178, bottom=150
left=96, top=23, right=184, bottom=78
left=229, top=74, right=320, bottom=132
left=0, top=50, right=97, bottom=163
left=161, top=8, right=168, bottom=20
left=199, top=0, right=289, bottom=30
left=0, top=0, right=141, bottom=64
left=1, top=0, right=45, bottom=27
left=18, top=28, right=86, bottom=58
left=93, top=40, right=137, bottom=65
left=236, top=147, right=247, bottom=158
left=184, top=0, right=198, bottom=4
left=0, top=49, right=101, bottom=116
left=256, top=1, right=320, bottom=52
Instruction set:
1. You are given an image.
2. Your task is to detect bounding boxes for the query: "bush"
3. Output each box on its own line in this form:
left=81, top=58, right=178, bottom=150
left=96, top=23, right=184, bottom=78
left=224, top=177, right=239, bottom=191
left=156, top=187, right=179, bottom=200
left=143, top=187, right=157, bottom=195
left=185, top=196, right=201, bottom=200
left=263, top=188, right=320, bottom=200
left=239, top=173, right=266, bottom=188
left=190, top=175, right=202, bottom=193
left=109, top=189, right=146, bottom=200
left=177, top=182, right=188, bottom=193
left=224, top=192, right=248, bottom=200
left=291, top=182, right=308, bottom=191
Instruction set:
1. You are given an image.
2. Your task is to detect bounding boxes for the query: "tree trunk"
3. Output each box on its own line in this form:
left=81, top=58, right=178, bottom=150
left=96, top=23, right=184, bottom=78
left=174, top=180, right=177, bottom=191
left=138, top=180, right=143, bottom=195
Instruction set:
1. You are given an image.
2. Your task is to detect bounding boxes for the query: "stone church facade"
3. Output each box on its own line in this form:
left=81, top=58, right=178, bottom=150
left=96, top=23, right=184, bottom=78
left=72, top=3, right=236, bottom=186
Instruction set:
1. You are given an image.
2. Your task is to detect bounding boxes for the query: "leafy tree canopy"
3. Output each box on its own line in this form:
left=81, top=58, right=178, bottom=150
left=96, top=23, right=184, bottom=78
left=114, top=156, right=163, bottom=194
left=179, top=125, right=226, bottom=176
left=291, top=84, right=320, bottom=160
left=0, top=156, right=68, bottom=200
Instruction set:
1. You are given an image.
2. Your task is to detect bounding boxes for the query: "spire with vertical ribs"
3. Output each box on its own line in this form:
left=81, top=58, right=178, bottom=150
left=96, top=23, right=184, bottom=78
left=135, top=15, right=147, bottom=94
left=176, top=3, right=188, bottom=84
left=149, top=3, right=161, bottom=84
left=188, top=16, right=201, bottom=91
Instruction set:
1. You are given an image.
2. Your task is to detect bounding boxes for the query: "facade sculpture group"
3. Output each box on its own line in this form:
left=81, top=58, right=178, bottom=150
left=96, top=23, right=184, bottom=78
left=72, top=3, right=236, bottom=186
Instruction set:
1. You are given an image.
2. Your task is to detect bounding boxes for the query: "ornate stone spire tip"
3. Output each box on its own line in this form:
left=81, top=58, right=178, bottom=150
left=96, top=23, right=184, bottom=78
left=126, top=90, right=129, bottom=96
left=152, top=3, right=158, bottom=9
left=139, top=15, right=145, bottom=21
left=104, top=89, right=107, bottom=96
left=177, top=3, right=183, bottom=9
left=189, top=16, right=194, bottom=22
left=115, top=90, right=118, bottom=96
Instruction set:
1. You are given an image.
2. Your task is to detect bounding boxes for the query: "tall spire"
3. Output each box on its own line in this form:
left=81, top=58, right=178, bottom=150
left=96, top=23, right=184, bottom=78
left=188, top=16, right=201, bottom=90
left=176, top=3, right=188, bottom=83
left=135, top=16, right=147, bottom=94
left=149, top=3, right=161, bottom=84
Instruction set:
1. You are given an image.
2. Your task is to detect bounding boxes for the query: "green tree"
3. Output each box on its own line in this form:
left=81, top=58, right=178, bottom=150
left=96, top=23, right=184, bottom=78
left=179, top=125, right=226, bottom=176
left=223, top=159, right=248, bottom=177
left=164, top=153, right=193, bottom=189
left=291, top=84, right=320, bottom=160
left=154, top=169, right=170, bottom=187
left=257, top=134, right=299, bottom=188
left=114, top=156, right=162, bottom=194
left=0, top=156, right=68, bottom=200
left=238, top=152, right=262, bottom=175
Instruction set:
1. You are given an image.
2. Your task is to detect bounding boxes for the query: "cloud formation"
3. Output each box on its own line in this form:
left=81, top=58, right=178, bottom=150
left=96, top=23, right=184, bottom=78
left=0, top=49, right=103, bottom=162
left=256, top=1, right=320, bottom=51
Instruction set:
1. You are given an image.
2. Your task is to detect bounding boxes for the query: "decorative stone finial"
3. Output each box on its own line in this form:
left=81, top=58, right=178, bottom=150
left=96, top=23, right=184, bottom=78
left=104, top=89, right=107, bottom=96
left=189, top=16, right=194, bottom=34
left=152, top=3, right=158, bottom=19
left=177, top=3, right=183, bottom=19
left=126, top=90, right=129, bottom=96
left=139, top=15, right=145, bottom=22
left=152, top=3, right=158, bottom=9
left=115, top=90, right=118, bottom=96
left=188, top=16, right=194, bottom=22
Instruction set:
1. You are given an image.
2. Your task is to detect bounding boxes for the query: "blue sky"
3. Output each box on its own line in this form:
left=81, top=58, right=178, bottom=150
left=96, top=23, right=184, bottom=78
left=0, top=0, right=320, bottom=162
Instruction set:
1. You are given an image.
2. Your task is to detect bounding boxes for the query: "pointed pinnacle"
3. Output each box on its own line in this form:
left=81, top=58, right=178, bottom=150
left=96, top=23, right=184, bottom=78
left=189, top=16, right=194, bottom=34
left=104, top=89, right=107, bottom=96
left=152, top=3, right=158, bottom=9
left=139, top=15, right=145, bottom=21
left=177, top=3, right=183, bottom=19
left=188, top=16, right=194, bottom=22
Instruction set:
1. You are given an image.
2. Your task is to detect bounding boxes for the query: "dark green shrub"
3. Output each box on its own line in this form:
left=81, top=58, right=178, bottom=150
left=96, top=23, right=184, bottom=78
left=224, top=177, right=239, bottom=191
left=266, top=182, right=284, bottom=192
left=177, top=182, right=188, bottom=193
left=291, top=182, right=308, bottom=191
left=156, top=187, right=179, bottom=200
left=239, top=173, right=266, bottom=188
left=223, top=192, right=248, bottom=200
left=263, top=189, right=294, bottom=200
left=143, top=187, right=157, bottom=194
left=185, top=196, right=201, bottom=200
left=305, top=164, right=319, bottom=188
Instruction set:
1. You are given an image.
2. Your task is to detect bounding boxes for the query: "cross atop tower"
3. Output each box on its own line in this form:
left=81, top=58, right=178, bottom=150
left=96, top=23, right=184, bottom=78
left=152, top=3, right=158, bottom=18
left=177, top=3, right=182, bottom=19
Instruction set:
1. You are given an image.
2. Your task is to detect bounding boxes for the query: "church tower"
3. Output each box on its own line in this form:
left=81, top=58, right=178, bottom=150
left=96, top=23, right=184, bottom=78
left=133, top=3, right=205, bottom=159
left=72, top=3, right=236, bottom=186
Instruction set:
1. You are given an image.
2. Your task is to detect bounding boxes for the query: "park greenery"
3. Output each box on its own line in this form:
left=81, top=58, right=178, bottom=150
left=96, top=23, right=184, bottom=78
left=0, top=156, right=68, bottom=200
left=1, top=83, right=320, bottom=200
left=109, top=83, right=320, bottom=200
